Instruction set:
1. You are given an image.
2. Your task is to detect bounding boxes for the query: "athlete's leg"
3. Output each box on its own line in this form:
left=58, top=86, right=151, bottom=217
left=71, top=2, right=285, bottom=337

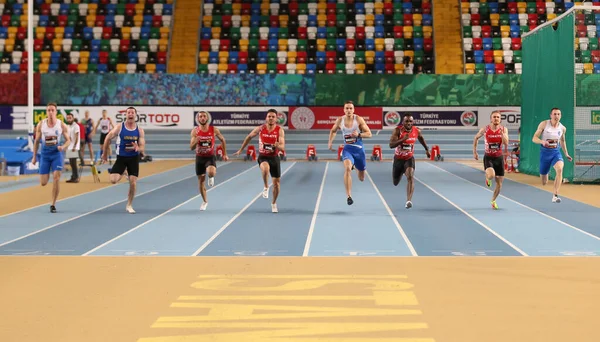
left=354, top=150, right=367, bottom=182
left=493, top=176, right=504, bottom=202
left=539, top=151, right=552, bottom=185
left=49, top=153, right=64, bottom=212
left=126, top=175, right=137, bottom=212
left=405, top=166, right=415, bottom=204
left=552, top=154, right=565, bottom=202
left=39, top=155, right=51, bottom=186
left=259, top=159, right=270, bottom=198
left=483, top=156, right=496, bottom=187
left=272, top=177, right=280, bottom=204
left=343, top=158, right=354, bottom=198
left=207, top=165, right=216, bottom=187
left=392, top=159, right=404, bottom=186
left=51, top=170, right=61, bottom=207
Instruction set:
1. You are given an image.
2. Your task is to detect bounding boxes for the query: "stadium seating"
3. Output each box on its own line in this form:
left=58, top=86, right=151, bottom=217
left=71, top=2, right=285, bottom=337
left=460, top=0, right=600, bottom=75
left=0, top=0, right=28, bottom=74
left=27, top=0, right=173, bottom=74
left=197, top=0, right=435, bottom=75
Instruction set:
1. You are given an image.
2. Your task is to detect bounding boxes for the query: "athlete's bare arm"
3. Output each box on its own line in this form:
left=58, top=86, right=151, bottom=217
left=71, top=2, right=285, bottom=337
left=532, top=121, right=547, bottom=145
left=328, top=117, right=342, bottom=150
left=275, top=127, right=286, bottom=151
left=137, top=127, right=146, bottom=154
left=189, top=128, right=198, bottom=151
left=59, top=122, right=71, bottom=152
left=560, top=126, right=572, bottom=161
left=356, top=116, right=373, bottom=138
left=32, top=123, right=41, bottom=164
left=417, top=128, right=430, bottom=158
left=101, top=124, right=121, bottom=162
left=234, top=126, right=261, bottom=155
left=214, top=127, right=229, bottom=160
left=502, top=126, right=509, bottom=145
left=472, top=127, right=486, bottom=160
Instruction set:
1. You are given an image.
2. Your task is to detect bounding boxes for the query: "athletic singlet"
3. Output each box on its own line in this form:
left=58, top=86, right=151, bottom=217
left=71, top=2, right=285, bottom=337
left=83, top=118, right=93, bottom=135
left=99, top=118, right=112, bottom=134
left=115, top=122, right=140, bottom=157
left=258, top=124, right=280, bottom=156
left=540, top=120, right=564, bottom=149
left=40, top=119, right=63, bottom=154
left=484, top=124, right=504, bottom=157
left=340, top=114, right=363, bottom=149
left=394, top=126, right=419, bottom=160
left=195, top=125, right=215, bottom=157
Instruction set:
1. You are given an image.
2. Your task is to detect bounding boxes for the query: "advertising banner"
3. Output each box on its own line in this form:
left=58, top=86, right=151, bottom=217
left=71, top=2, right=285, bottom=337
left=31, top=106, right=194, bottom=130
left=382, top=107, right=478, bottom=129
left=193, top=107, right=288, bottom=128
left=477, top=107, right=521, bottom=130
left=0, top=106, right=14, bottom=130
left=288, top=106, right=383, bottom=130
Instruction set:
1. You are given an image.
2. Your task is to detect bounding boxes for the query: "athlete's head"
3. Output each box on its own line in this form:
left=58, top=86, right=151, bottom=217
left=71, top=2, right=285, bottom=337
left=402, top=114, right=414, bottom=130
left=46, top=102, right=57, bottom=120
left=126, top=107, right=137, bottom=121
left=490, top=110, right=501, bottom=126
left=102, top=109, right=108, bottom=118
left=84, top=110, right=90, bottom=119
left=550, top=107, right=561, bottom=123
left=197, top=111, right=210, bottom=126
left=344, top=101, right=354, bottom=116
left=66, top=112, right=74, bottom=124
left=266, top=109, right=278, bottom=126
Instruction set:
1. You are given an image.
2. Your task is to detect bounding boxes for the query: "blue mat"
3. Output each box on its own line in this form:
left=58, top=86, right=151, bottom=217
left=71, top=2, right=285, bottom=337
left=0, top=139, right=28, bottom=149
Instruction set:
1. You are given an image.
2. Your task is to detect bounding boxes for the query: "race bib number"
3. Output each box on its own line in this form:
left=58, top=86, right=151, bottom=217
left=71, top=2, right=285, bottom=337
left=546, top=139, right=558, bottom=148
left=125, top=143, right=136, bottom=151
left=199, top=140, right=211, bottom=147
left=489, top=142, right=500, bottom=150
left=344, top=134, right=356, bottom=144
left=102, top=125, right=108, bottom=130
left=401, top=144, right=412, bottom=151
left=45, top=136, right=58, bottom=146
left=264, top=143, right=275, bottom=152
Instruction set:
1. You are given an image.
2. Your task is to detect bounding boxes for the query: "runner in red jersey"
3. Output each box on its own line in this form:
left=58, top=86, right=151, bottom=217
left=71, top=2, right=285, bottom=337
left=234, top=109, right=286, bottom=213
left=473, top=110, right=509, bottom=209
left=190, top=111, right=228, bottom=211
left=389, top=113, right=430, bottom=209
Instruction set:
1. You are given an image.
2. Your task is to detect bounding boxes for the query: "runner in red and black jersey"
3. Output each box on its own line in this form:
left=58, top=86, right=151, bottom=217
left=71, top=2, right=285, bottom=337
left=234, top=109, right=286, bottom=213
left=473, top=110, right=509, bottom=209
left=389, top=113, right=430, bottom=209
left=190, top=111, right=228, bottom=211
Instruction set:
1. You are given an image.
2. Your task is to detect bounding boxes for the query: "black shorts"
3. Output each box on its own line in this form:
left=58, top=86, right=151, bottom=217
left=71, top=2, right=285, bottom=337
left=111, top=155, right=140, bottom=177
left=483, top=155, right=505, bottom=177
left=257, top=154, right=281, bottom=178
left=100, top=133, right=108, bottom=145
left=195, top=155, right=217, bottom=176
left=393, top=157, right=415, bottom=180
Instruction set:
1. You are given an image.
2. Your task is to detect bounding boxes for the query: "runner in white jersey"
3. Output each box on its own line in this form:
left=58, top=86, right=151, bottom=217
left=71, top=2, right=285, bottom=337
left=31, top=102, right=71, bottom=213
left=532, top=107, right=573, bottom=203
left=94, top=109, right=114, bottom=162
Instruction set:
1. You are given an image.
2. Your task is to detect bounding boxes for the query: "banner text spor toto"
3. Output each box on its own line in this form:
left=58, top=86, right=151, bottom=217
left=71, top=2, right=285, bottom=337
left=288, top=107, right=383, bottom=130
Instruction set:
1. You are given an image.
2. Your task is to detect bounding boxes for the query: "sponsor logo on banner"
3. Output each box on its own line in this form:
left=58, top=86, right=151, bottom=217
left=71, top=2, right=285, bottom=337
left=115, top=108, right=181, bottom=127
left=383, top=108, right=478, bottom=128
left=31, top=106, right=194, bottom=130
left=592, top=110, right=600, bottom=125
left=193, top=108, right=288, bottom=127
left=289, top=106, right=383, bottom=130
left=478, top=107, right=520, bottom=129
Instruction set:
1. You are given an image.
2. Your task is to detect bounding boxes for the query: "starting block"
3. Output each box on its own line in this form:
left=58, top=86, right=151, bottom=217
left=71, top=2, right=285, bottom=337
left=430, top=145, right=443, bottom=161
left=243, top=144, right=256, bottom=161
left=337, top=144, right=344, bottom=161
left=278, top=149, right=287, bottom=161
left=370, top=144, right=382, bottom=161
left=216, top=144, right=224, bottom=161
left=306, top=144, right=318, bottom=161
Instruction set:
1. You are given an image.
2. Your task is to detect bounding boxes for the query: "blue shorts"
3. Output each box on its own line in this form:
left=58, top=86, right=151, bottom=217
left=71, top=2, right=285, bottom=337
left=539, top=147, right=563, bottom=175
left=341, top=145, right=366, bottom=171
left=39, top=152, right=64, bottom=175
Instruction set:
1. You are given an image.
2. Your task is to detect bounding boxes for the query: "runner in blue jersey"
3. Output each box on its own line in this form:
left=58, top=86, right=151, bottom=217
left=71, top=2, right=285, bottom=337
left=328, top=101, right=373, bottom=205
left=101, top=107, right=146, bottom=214
left=532, top=107, right=572, bottom=203
left=32, top=102, right=72, bottom=213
